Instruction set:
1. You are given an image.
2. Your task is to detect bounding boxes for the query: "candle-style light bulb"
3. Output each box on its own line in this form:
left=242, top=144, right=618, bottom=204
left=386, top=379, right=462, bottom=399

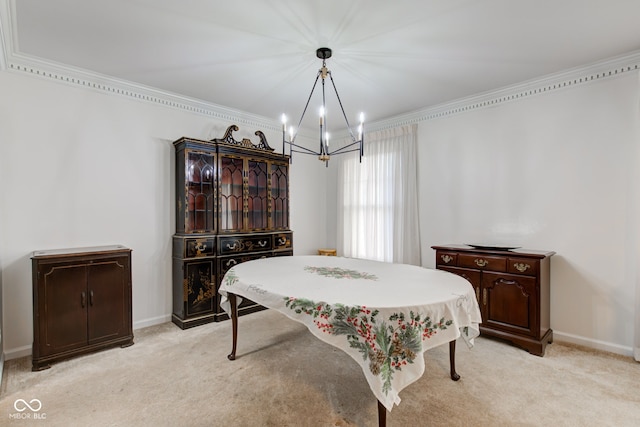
left=359, top=112, right=365, bottom=124
left=289, top=126, right=294, bottom=141
left=325, top=132, right=330, bottom=147
left=319, top=106, right=325, bottom=126
left=281, top=113, right=287, bottom=132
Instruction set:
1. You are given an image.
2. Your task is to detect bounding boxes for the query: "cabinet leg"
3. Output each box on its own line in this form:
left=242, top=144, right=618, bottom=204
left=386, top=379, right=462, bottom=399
left=377, top=400, right=386, bottom=427
left=31, top=363, right=51, bottom=372
left=227, top=293, right=238, bottom=361
left=449, top=340, right=460, bottom=381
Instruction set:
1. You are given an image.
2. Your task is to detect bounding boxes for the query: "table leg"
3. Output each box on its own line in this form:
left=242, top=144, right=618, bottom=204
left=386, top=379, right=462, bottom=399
left=449, top=339, right=460, bottom=381
left=377, top=400, right=386, bottom=427
left=227, top=293, right=238, bottom=361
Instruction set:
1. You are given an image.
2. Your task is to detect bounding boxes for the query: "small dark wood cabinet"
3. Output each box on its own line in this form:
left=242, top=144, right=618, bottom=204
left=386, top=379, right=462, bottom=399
left=172, top=125, right=293, bottom=329
left=31, top=245, right=133, bottom=371
left=432, top=244, right=554, bottom=356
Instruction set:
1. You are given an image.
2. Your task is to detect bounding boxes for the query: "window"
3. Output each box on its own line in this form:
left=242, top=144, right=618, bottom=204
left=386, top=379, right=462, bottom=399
left=337, top=125, right=421, bottom=264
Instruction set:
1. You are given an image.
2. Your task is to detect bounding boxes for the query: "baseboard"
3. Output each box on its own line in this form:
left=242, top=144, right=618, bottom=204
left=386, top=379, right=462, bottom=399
left=4, top=344, right=31, bottom=361
left=0, top=351, right=5, bottom=391
left=3, top=314, right=172, bottom=361
left=133, top=314, right=172, bottom=330
left=554, top=330, right=634, bottom=358
left=634, top=346, right=640, bottom=362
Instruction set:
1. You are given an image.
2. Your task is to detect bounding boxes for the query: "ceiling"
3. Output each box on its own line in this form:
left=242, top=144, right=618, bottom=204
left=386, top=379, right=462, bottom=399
left=6, top=0, right=640, bottom=130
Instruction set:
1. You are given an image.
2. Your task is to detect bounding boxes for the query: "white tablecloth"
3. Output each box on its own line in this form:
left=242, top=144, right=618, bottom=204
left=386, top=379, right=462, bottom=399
left=219, top=255, right=482, bottom=411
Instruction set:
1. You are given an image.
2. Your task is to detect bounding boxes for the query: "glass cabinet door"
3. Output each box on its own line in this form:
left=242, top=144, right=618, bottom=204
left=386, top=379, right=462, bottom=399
left=219, top=155, right=244, bottom=232
left=247, top=159, right=269, bottom=230
left=186, top=151, right=215, bottom=233
left=270, top=162, right=289, bottom=229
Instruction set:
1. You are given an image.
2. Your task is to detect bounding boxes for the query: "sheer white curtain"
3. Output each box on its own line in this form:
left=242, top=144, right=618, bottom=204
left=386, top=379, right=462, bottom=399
left=337, top=124, right=420, bottom=265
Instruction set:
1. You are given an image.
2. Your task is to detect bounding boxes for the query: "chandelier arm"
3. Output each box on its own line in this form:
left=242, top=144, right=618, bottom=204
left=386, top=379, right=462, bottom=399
left=327, top=71, right=359, bottom=143
left=288, top=141, right=320, bottom=155
left=328, top=141, right=362, bottom=155
left=291, top=149, right=319, bottom=155
left=292, top=70, right=322, bottom=143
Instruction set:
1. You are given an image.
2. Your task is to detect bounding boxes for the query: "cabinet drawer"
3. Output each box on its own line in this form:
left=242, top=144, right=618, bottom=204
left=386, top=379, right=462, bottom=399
left=185, top=238, right=216, bottom=258
left=173, top=237, right=216, bottom=259
left=218, top=253, right=270, bottom=277
left=435, top=251, right=458, bottom=266
left=273, top=232, right=293, bottom=250
left=218, top=235, right=272, bottom=255
left=458, top=254, right=506, bottom=271
left=507, top=257, right=539, bottom=275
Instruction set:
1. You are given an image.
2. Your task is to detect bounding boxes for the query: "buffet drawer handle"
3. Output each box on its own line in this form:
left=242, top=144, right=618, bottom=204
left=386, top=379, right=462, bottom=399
left=475, top=287, right=480, bottom=303
left=475, top=258, right=488, bottom=267
left=514, top=262, right=531, bottom=273
left=482, top=288, right=488, bottom=306
left=441, top=254, right=453, bottom=264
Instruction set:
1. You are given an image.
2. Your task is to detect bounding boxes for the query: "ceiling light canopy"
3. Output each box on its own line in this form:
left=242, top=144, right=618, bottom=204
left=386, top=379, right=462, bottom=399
left=281, top=48, right=364, bottom=166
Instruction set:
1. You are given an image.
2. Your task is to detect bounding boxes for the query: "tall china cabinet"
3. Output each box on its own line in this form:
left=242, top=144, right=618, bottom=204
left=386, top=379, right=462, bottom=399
left=172, top=125, right=292, bottom=329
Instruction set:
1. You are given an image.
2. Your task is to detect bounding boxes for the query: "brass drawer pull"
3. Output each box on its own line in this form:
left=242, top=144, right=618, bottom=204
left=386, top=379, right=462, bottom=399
left=278, top=237, right=287, bottom=245
left=514, top=262, right=531, bottom=273
left=441, top=254, right=453, bottom=264
left=475, top=258, right=488, bottom=267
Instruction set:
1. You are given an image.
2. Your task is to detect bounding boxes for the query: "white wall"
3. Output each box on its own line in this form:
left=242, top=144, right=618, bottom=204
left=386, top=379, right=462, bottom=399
left=0, top=70, right=328, bottom=359
left=416, top=72, right=640, bottom=355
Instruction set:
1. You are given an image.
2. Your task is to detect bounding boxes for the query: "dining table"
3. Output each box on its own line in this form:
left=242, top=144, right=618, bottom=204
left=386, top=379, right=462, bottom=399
left=219, top=255, right=482, bottom=426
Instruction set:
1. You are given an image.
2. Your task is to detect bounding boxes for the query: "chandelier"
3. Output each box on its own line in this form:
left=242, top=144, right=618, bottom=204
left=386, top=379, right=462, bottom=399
left=281, top=47, right=364, bottom=166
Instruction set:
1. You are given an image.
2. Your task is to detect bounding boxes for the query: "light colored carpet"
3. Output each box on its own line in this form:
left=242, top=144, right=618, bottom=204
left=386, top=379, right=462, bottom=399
left=1, top=309, right=639, bottom=426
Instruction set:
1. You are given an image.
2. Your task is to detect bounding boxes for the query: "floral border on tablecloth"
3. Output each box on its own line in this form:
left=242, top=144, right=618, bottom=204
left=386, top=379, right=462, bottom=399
left=284, top=297, right=453, bottom=395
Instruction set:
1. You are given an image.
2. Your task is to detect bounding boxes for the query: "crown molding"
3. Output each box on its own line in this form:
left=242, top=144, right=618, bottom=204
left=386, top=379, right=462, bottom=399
left=0, top=0, right=11, bottom=71
left=365, top=50, right=640, bottom=133
left=6, top=52, right=282, bottom=133
left=0, top=0, right=280, bottom=133
left=2, top=0, right=639, bottom=137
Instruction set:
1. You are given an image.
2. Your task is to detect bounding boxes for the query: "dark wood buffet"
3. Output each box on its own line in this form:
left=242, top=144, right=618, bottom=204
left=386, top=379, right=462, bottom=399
left=432, top=244, right=554, bottom=356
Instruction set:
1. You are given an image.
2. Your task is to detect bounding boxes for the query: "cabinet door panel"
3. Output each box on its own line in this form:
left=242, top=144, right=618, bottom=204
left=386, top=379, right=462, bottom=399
left=439, top=266, right=481, bottom=305
left=219, top=155, right=245, bottom=232
left=270, top=162, right=289, bottom=230
left=185, top=150, right=216, bottom=233
left=87, top=259, right=130, bottom=343
left=482, top=272, right=537, bottom=337
left=184, top=259, right=216, bottom=317
left=39, top=264, right=88, bottom=355
left=247, top=159, right=269, bottom=230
